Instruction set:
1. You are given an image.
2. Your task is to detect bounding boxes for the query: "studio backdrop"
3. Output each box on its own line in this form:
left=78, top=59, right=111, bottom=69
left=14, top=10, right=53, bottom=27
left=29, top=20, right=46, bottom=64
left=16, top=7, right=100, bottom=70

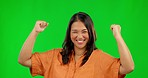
left=0, top=0, right=148, bottom=78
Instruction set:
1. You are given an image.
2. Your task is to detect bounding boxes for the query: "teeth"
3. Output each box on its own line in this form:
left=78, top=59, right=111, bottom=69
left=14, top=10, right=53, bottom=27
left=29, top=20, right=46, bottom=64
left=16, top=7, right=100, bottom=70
left=78, top=41, right=83, bottom=42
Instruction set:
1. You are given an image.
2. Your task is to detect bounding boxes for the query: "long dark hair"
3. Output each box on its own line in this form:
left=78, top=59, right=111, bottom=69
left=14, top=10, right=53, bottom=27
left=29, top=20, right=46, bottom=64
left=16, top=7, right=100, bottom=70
left=60, top=12, right=97, bottom=66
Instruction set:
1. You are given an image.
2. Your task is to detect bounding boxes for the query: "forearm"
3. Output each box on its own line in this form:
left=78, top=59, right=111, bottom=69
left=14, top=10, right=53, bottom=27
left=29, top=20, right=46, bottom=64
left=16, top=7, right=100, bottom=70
left=116, top=34, right=134, bottom=74
left=18, top=29, right=38, bottom=64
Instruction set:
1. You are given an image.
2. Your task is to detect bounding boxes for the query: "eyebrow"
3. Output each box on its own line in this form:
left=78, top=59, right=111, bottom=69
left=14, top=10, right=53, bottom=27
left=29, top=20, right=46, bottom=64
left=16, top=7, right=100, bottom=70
left=82, top=29, right=87, bottom=31
left=71, top=29, right=87, bottom=31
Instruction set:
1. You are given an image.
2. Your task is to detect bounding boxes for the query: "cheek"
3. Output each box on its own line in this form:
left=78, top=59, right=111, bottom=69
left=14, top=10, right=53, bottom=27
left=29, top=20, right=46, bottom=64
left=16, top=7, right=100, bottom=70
left=83, top=33, right=89, bottom=39
left=70, top=33, right=77, bottom=41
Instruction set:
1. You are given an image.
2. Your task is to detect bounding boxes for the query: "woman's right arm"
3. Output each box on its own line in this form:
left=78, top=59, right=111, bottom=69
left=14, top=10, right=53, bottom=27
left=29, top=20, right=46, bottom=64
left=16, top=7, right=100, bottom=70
left=18, top=21, right=48, bottom=68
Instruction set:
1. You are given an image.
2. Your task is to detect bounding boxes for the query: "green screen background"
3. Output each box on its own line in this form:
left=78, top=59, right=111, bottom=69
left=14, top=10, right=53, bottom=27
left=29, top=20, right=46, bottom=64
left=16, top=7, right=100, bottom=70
left=0, top=0, right=148, bottom=78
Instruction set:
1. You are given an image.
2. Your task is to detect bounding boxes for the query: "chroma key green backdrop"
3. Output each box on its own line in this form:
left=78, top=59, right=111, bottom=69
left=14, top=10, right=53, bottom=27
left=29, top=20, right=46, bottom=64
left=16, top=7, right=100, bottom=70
left=0, top=0, right=148, bottom=78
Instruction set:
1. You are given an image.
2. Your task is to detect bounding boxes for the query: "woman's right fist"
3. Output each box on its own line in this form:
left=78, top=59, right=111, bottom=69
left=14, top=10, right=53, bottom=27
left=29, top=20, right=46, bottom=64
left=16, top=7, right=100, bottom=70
left=34, top=21, right=48, bottom=33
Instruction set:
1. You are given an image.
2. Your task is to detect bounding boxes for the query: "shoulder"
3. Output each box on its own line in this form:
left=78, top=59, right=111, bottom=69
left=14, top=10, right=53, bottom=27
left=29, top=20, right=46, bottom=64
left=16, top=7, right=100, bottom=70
left=43, top=48, right=63, bottom=56
left=92, top=49, right=116, bottom=60
left=33, top=48, right=63, bottom=57
left=46, top=48, right=62, bottom=53
left=92, top=49, right=120, bottom=67
left=31, top=48, right=63, bottom=63
left=92, top=49, right=109, bottom=56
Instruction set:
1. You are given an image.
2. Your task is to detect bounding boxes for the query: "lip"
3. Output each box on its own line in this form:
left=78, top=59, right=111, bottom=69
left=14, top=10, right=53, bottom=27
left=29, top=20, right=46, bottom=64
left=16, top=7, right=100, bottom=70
left=76, top=40, right=85, bottom=44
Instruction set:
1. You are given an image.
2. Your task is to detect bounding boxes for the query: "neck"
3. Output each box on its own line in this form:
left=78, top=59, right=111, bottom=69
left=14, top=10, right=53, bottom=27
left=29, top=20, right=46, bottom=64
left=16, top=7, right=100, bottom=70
left=74, top=46, right=86, bottom=56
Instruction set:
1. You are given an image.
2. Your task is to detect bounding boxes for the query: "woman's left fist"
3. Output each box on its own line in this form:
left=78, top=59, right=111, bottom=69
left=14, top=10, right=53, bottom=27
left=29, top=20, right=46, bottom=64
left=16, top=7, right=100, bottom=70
left=110, top=24, right=121, bottom=38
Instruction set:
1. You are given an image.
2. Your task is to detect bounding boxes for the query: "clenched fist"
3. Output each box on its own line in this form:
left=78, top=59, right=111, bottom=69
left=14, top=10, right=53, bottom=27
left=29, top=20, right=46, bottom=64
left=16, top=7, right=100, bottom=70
left=110, top=24, right=121, bottom=39
left=34, top=21, right=48, bottom=33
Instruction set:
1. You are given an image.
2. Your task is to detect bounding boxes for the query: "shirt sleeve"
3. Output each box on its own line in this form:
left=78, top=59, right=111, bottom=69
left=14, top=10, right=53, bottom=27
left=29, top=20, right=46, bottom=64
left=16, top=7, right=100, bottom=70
left=100, top=51, right=126, bottom=78
left=30, top=50, right=54, bottom=76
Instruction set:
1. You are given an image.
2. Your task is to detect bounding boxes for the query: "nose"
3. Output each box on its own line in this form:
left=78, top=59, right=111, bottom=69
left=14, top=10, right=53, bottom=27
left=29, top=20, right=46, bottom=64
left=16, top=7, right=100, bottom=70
left=77, top=33, right=83, bottom=39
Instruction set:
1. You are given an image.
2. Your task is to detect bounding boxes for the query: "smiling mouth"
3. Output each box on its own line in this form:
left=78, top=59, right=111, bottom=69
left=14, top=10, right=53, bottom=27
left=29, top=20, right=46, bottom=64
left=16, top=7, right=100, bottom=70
left=76, top=39, right=85, bottom=44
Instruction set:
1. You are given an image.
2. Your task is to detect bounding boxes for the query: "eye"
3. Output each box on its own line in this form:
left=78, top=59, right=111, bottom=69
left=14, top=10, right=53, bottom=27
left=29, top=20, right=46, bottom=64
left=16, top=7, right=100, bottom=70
left=82, top=30, right=88, bottom=34
left=72, top=31, right=77, bottom=33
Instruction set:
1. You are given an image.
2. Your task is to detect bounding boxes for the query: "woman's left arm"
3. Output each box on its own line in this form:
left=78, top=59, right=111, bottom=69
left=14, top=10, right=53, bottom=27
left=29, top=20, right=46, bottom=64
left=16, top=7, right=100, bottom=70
left=111, top=24, right=134, bottom=75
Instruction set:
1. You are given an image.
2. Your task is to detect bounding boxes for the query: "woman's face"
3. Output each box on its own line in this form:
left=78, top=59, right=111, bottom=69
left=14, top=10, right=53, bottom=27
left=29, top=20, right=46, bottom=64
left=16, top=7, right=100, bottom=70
left=70, top=21, right=89, bottom=50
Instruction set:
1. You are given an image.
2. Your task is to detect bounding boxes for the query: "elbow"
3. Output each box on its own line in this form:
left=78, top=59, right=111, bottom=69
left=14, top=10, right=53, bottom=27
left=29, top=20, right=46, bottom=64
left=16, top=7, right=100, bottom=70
left=18, top=57, right=25, bottom=65
left=18, top=58, right=23, bottom=65
left=129, top=62, right=135, bottom=72
left=126, top=65, right=135, bottom=74
left=129, top=65, right=134, bottom=72
left=121, top=64, right=135, bottom=74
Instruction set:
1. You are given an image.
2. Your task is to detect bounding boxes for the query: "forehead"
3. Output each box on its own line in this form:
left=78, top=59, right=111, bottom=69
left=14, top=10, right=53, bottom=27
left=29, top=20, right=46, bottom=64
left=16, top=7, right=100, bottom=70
left=71, top=21, right=87, bottom=30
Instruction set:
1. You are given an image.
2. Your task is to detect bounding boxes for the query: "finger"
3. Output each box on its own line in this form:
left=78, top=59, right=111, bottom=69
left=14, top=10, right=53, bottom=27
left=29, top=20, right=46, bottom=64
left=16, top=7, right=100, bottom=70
left=118, top=25, right=121, bottom=31
left=37, top=21, right=48, bottom=27
left=110, top=24, right=118, bottom=30
left=111, top=26, right=113, bottom=30
left=42, top=22, right=46, bottom=26
left=40, top=22, right=44, bottom=26
left=45, top=22, right=48, bottom=26
left=39, top=22, right=42, bottom=26
left=110, top=27, right=113, bottom=31
left=45, top=23, right=49, bottom=27
left=110, top=24, right=114, bottom=30
left=120, top=26, right=121, bottom=30
left=43, top=22, right=48, bottom=27
left=40, top=22, right=46, bottom=27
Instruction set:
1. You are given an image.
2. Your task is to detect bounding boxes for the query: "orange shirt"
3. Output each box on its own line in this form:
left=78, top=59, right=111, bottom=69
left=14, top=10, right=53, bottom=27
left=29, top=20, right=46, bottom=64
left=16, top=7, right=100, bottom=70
left=30, top=48, right=125, bottom=78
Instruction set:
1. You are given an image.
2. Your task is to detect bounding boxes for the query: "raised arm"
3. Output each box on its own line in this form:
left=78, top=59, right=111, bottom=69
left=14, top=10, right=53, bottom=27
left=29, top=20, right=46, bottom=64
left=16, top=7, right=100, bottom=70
left=18, top=21, right=48, bottom=67
left=110, top=24, right=134, bottom=75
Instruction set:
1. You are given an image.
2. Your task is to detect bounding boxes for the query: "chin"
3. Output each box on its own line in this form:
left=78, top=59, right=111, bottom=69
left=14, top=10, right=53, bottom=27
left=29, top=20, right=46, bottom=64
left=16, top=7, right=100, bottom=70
left=76, top=45, right=86, bottom=49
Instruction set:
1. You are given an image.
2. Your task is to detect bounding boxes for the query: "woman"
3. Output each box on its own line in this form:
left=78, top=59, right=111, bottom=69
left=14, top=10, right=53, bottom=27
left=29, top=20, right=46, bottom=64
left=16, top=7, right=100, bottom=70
left=18, top=12, right=134, bottom=78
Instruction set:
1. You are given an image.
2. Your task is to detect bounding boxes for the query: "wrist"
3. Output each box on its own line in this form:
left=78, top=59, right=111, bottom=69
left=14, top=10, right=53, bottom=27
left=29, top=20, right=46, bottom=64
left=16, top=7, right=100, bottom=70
left=32, top=28, right=39, bottom=36
left=115, top=33, right=122, bottom=40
